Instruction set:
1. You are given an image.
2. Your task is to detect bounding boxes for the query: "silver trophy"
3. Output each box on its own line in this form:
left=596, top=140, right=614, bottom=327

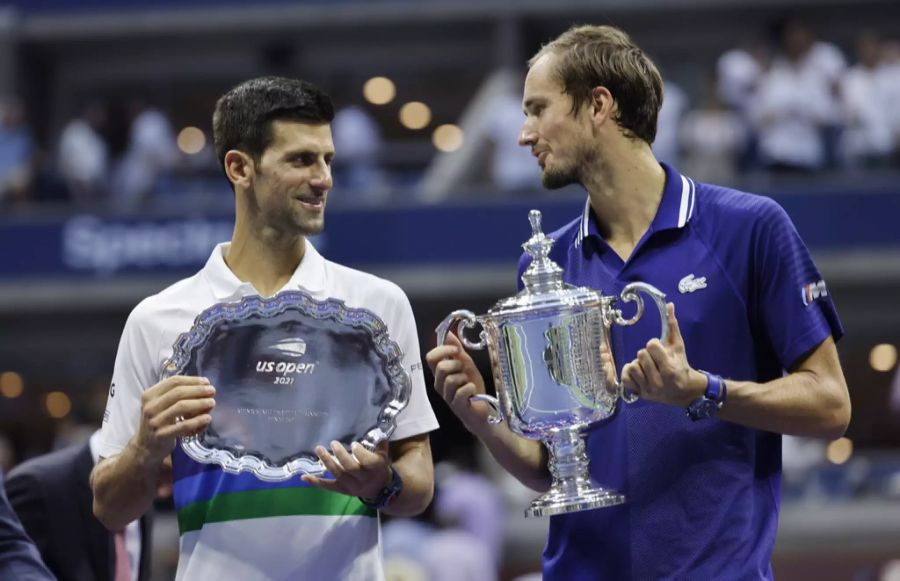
left=163, top=290, right=411, bottom=482
left=436, top=210, right=668, bottom=517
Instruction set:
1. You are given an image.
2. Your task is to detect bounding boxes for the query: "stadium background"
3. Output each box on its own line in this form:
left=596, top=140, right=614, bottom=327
left=0, top=0, right=899, bottom=579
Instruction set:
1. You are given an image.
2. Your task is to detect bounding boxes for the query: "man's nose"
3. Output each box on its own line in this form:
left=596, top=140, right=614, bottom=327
left=311, top=161, right=332, bottom=190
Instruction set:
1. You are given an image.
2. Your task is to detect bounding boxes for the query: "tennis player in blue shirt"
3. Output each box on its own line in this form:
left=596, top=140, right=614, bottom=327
left=427, top=24, right=850, bottom=580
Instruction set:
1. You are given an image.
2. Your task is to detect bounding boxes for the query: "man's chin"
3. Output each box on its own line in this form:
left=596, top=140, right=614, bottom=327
left=541, top=169, right=577, bottom=190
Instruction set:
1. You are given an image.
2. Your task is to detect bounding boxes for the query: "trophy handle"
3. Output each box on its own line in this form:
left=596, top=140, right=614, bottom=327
left=612, top=282, right=669, bottom=403
left=435, top=312, right=502, bottom=424
left=435, top=309, right=488, bottom=350
left=469, top=394, right=503, bottom=425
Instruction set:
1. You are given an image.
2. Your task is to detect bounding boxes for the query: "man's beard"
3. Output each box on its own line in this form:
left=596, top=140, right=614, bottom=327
left=541, top=144, right=594, bottom=190
left=541, top=165, right=579, bottom=190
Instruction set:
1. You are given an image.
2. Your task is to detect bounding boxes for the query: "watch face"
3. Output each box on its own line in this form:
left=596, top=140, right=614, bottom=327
left=688, top=398, right=720, bottom=420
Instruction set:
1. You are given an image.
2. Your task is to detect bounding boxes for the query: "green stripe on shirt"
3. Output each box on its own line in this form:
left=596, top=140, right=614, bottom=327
left=177, top=487, right=377, bottom=534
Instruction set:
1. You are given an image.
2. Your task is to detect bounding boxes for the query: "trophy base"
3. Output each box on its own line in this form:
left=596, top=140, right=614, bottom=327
left=525, top=486, right=625, bottom=518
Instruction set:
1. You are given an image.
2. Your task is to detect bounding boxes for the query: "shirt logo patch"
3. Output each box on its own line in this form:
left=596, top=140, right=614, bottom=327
left=678, top=274, right=707, bottom=294
left=801, top=280, right=828, bottom=306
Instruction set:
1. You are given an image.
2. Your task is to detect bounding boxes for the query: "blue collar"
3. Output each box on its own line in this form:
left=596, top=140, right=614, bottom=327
left=575, top=162, right=696, bottom=248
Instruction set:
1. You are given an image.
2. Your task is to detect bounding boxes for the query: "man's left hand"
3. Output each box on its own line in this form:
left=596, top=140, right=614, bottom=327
left=621, top=302, right=707, bottom=407
left=301, top=440, right=391, bottom=499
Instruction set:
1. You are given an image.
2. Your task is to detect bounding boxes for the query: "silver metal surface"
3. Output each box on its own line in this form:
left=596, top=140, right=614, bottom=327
left=436, top=209, right=668, bottom=517
left=163, top=290, right=410, bottom=482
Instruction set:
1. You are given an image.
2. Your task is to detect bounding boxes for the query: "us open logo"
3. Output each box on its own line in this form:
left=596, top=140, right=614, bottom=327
left=256, top=338, right=317, bottom=380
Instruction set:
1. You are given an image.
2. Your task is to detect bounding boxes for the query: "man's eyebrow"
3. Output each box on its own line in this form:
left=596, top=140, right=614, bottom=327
left=282, top=148, right=335, bottom=157
left=523, top=97, right=546, bottom=112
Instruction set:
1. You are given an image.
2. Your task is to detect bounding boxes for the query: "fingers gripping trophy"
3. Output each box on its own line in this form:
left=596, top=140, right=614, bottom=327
left=436, top=210, right=668, bottom=517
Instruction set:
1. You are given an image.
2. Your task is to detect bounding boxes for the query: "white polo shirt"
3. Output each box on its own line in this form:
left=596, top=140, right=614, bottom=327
left=98, top=240, right=439, bottom=581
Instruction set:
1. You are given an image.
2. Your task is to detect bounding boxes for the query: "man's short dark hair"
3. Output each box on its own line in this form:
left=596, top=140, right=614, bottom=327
left=213, top=76, right=335, bottom=170
left=529, top=25, right=663, bottom=145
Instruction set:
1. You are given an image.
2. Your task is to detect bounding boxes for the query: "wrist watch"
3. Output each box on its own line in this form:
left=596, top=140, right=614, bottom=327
left=360, top=466, right=403, bottom=510
left=686, top=370, right=727, bottom=421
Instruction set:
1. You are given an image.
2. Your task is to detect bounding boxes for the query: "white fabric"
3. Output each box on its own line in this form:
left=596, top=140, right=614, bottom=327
left=487, top=93, right=541, bottom=191
left=750, top=61, right=833, bottom=168
left=58, top=119, right=108, bottom=186
left=98, top=240, right=439, bottom=580
left=841, top=64, right=894, bottom=161
left=716, top=48, right=763, bottom=113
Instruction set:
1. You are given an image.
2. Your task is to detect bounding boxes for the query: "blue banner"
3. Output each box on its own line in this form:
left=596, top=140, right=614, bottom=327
left=1, top=190, right=898, bottom=280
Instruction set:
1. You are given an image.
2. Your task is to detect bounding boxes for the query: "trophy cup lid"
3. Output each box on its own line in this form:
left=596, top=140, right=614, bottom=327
left=489, top=210, right=604, bottom=317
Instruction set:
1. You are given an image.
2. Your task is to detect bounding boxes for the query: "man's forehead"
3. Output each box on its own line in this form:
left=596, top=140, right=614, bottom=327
left=523, top=54, right=562, bottom=99
left=269, top=119, right=333, bottom=148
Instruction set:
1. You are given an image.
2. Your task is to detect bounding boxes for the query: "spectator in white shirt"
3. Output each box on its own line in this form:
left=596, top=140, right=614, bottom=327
left=841, top=33, right=894, bottom=167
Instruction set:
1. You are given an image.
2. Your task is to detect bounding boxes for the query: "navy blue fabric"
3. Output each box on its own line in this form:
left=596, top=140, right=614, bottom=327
left=0, top=473, right=55, bottom=580
left=517, top=163, right=842, bottom=580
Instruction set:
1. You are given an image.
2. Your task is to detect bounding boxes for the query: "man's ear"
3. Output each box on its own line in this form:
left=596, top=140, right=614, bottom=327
left=589, top=86, right=616, bottom=127
left=224, top=150, right=254, bottom=190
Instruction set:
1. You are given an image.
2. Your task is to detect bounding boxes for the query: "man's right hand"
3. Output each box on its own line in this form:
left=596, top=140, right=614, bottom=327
left=425, top=332, right=495, bottom=436
left=134, top=375, right=216, bottom=465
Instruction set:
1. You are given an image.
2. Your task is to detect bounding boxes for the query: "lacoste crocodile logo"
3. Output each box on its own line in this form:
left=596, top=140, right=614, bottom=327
left=678, top=274, right=707, bottom=294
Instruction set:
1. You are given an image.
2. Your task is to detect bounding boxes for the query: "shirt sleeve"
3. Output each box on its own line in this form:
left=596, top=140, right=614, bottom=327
left=97, top=300, right=160, bottom=458
left=387, top=286, right=439, bottom=441
left=752, top=199, right=843, bottom=370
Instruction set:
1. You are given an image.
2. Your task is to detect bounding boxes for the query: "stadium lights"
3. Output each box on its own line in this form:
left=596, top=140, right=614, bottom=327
left=44, top=391, right=72, bottom=419
left=177, top=127, right=206, bottom=155
left=363, top=76, right=396, bottom=106
left=432, top=124, right=464, bottom=152
left=0, top=371, right=23, bottom=398
left=825, top=437, right=853, bottom=465
left=399, top=101, right=431, bottom=130
left=869, top=343, right=897, bottom=372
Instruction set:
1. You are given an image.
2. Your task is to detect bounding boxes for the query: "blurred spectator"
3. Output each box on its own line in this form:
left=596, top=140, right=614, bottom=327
left=58, top=101, right=110, bottom=201
left=0, top=475, right=54, bottom=580
left=717, top=43, right=768, bottom=115
left=419, top=529, right=495, bottom=581
left=331, top=102, right=388, bottom=205
left=433, top=463, right=504, bottom=570
left=680, top=76, right=747, bottom=185
left=485, top=90, right=541, bottom=193
left=111, top=98, right=179, bottom=210
left=716, top=42, right=768, bottom=170
left=0, top=97, right=36, bottom=206
left=777, top=18, right=847, bottom=168
left=6, top=429, right=156, bottom=581
left=880, top=40, right=900, bottom=161
left=652, top=79, right=688, bottom=166
left=841, top=33, right=894, bottom=167
left=749, top=19, right=845, bottom=172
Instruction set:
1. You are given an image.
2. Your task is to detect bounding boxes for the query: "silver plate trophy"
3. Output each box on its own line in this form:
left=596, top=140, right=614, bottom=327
left=436, top=210, right=668, bottom=517
left=163, top=290, right=411, bottom=482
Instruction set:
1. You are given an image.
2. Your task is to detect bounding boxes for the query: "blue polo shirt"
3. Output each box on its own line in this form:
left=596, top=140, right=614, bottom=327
left=517, top=163, right=842, bottom=580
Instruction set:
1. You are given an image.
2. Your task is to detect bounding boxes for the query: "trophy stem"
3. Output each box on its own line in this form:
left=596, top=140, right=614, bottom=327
left=525, top=428, right=625, bottom=517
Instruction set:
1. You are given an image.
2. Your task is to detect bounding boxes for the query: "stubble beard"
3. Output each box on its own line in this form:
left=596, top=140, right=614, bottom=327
left=541, top=142, right=595, bottom=190
left=541, top=164, right=579, bottom=190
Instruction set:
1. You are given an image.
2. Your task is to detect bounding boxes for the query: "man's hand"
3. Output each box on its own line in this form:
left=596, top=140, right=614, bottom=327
left=134, top=375, right=216, bottom=466
left=425, top=332, right=495, bottom=436
left=621, top=303, right=706, bottom=407
left=301, top=441, right=392, bottom=500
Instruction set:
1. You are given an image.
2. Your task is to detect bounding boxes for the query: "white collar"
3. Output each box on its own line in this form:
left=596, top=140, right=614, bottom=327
left=201, top=239, right=327, bottom=301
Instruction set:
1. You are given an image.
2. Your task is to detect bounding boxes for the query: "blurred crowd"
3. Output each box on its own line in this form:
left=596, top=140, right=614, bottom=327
left=659, top=19, right=900, bottom=185
left=1, top=18, right=900, bottom=212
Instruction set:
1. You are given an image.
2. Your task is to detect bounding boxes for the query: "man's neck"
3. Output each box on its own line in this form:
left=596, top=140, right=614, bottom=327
left=583, top=144, right=665, bottom=260
left=224, top=226, right=306, bottom=297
